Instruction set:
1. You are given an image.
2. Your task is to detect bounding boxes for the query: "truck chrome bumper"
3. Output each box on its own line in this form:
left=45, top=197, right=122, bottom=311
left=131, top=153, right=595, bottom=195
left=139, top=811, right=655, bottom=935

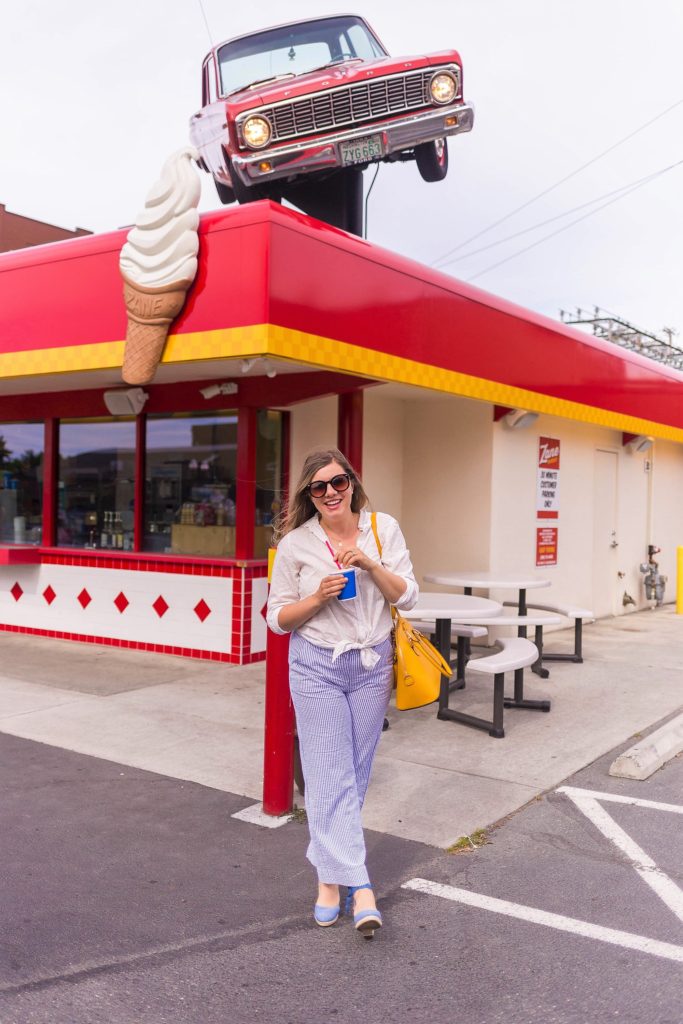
left=230, top=103, right=475, bottom=186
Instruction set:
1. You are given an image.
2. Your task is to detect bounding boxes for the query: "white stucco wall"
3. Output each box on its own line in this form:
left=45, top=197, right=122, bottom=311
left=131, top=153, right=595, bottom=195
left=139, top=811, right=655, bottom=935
left=396, top=393, right=493, bottom=586
left=362, top=391, right=404, bottom=520
left=289, top=396, right=337, bottom=485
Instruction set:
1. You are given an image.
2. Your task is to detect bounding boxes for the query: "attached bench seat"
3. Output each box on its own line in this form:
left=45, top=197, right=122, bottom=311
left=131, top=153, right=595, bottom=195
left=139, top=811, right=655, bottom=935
left=503, top=601, right=594, bottom=663
left=438, top=637, right=546, bottom=738
left=409, top=621, right=487, bottom=691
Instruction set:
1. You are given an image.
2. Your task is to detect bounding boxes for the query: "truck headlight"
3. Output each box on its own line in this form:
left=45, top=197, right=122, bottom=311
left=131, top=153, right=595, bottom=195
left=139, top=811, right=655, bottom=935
left=242, top=116, right=272, bottom=149
left=430, top=72, right=457, bottom=105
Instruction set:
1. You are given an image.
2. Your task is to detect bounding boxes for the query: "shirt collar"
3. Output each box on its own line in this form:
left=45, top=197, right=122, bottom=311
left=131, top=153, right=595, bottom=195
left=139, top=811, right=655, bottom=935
left=302, top=508, right=371, bottom=539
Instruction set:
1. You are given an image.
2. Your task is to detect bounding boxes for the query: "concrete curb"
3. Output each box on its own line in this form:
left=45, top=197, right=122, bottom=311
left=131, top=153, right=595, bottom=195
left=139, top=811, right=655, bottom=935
left=609, top=712, right=683, bottom=780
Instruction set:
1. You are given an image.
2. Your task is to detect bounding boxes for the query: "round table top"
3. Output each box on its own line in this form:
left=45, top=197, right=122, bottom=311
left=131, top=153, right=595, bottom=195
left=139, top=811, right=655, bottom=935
left=402, top=593, right=502, bottom=620
left=424, top=571, right=552, bottom=590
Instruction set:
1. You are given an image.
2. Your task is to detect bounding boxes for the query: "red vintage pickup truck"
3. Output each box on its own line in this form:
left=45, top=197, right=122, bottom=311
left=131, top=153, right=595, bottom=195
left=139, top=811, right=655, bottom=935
left=189, top=14, right=474, bottom=207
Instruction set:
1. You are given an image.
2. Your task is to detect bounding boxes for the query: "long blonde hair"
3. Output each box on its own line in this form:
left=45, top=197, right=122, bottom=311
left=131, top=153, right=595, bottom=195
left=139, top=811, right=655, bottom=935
left=273, top=448, right=370, bottom=543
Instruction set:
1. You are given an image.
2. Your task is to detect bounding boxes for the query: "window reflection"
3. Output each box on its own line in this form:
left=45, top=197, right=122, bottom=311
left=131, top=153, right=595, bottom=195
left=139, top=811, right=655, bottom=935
left=59, top=420, right=136, bottom=548
left=255, top=410, right=283, bottom=556
left=145, top=412, right=237, bottom=556
left=0, top=423, right=43, bottom=545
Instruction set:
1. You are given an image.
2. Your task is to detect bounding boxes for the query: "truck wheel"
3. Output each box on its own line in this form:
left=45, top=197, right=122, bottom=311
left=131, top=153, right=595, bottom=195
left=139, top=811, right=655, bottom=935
left=415, top=138, right=449, bottom=182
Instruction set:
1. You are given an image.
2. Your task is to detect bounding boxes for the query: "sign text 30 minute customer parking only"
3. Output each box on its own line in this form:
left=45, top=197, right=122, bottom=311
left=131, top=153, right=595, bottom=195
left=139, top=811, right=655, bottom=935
left=536, top=437, right=560, bottom=566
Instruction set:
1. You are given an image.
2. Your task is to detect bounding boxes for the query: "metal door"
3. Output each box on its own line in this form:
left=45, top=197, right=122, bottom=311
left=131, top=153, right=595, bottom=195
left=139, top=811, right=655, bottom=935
left=592, top=449, right=619, bottom=617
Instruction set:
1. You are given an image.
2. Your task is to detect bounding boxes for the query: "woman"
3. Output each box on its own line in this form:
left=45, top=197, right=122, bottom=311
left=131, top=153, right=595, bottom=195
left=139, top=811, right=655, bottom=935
left=267, top=448, right=418, bottom=937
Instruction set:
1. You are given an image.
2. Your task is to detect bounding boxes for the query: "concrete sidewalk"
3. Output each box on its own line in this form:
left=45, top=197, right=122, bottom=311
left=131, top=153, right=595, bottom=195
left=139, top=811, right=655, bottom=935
left=0, top=606, right=681, bottom=848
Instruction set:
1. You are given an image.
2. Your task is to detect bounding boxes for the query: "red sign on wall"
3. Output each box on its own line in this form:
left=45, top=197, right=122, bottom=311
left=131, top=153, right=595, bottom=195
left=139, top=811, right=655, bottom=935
left=536, top=527, right=558, bottom=566
left=537, top=436, right=560, bottom=519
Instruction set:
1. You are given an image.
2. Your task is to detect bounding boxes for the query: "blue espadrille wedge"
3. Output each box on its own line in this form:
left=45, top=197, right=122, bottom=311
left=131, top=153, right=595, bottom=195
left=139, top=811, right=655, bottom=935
left=314, top=901, right=340, bottom=927
left=346, top=884, right=382, bottom=939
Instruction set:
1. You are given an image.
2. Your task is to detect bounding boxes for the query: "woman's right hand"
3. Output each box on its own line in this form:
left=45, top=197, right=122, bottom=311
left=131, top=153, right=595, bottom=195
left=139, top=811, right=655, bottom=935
left=316, top=574, right=346, bottom=605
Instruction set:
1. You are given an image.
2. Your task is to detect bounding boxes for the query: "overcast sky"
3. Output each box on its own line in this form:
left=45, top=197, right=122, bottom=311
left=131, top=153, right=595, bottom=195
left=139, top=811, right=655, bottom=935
left=3, top=1, right=682, bottom=339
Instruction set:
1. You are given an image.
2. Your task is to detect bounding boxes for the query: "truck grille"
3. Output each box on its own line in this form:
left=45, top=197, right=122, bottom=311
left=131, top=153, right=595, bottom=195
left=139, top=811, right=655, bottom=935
left=250, top=68, right=453, bottom=144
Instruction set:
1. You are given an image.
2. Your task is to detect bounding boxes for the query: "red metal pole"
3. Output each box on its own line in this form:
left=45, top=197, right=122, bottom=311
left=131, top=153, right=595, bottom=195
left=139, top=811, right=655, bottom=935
left=236, top=406, right=257, bottom=560
left=337, top=390, right=364, bottom=474
left=262, top=548, right=295, bottom=815
left=42, top=417, right=58, bottom=547
left=133, top=413, right=146, bottom=551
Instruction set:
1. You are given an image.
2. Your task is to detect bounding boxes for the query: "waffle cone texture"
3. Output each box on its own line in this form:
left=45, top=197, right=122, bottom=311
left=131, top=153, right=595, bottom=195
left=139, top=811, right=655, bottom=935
left=121, top=273, right=192, bottom=385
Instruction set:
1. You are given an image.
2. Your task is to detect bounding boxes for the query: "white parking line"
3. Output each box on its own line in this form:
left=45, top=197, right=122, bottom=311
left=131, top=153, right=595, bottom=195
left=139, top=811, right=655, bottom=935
left=557, top=786, right=683, bottom=814
left=558, top=786, right=683, bottom=924
left=402, top=879, right=683, bottom=964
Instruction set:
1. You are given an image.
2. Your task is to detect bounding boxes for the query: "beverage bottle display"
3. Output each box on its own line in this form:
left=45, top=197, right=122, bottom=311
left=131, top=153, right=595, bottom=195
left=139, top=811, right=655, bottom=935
left=100, top=512, right=109, bottom=548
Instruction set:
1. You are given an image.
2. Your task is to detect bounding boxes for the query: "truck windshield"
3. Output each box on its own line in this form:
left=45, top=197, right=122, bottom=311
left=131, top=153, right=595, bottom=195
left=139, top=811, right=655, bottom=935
left=217, top=15, right=386, bottom=97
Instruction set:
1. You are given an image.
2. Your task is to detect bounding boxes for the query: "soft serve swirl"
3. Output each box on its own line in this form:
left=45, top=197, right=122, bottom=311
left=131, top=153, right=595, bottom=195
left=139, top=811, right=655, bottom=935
left=120, top=147, right=201, bottom=288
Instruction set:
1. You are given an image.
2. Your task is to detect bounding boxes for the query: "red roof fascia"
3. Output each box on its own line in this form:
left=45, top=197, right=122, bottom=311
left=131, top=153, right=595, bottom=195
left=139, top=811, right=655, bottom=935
left=0, top=201, right=681, bottom=430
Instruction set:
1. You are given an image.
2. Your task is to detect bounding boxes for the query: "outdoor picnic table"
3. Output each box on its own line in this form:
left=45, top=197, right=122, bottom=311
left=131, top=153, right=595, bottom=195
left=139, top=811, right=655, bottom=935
left=423, top=571, right=551, bottom=617
left=402, top=591, right=502, bottom=666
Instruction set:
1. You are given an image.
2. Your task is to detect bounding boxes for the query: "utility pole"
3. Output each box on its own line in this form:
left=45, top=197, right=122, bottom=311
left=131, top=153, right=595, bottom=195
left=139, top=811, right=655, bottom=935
left=559, top=307, right=683, bottom=370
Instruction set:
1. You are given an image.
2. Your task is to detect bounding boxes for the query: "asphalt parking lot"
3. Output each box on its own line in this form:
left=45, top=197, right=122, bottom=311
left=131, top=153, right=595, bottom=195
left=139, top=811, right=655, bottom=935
left=0, top=726, right=680, bottom=1024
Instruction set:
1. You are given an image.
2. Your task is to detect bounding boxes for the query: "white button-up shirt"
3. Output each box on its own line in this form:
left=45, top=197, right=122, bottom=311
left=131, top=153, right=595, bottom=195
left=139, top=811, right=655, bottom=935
left=266, top=509, right=419, bottom=667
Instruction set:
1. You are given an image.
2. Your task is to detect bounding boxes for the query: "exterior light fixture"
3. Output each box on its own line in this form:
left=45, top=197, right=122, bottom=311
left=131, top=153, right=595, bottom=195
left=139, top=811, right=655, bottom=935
left=240, top=359, right=256, bottom=373
left=263, top=359, right=277, bottom=378
left=623, top=432, right=654, bottom=452
left=504, top=408, right=538, bottom=430
left=199, top=382, right=239, bottom=399
left=103, top=388, right=148, bottom=415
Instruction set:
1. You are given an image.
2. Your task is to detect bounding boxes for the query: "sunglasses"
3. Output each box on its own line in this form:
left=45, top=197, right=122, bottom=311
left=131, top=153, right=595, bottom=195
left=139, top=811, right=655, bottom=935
left=307, top=473, right=351, bottom=499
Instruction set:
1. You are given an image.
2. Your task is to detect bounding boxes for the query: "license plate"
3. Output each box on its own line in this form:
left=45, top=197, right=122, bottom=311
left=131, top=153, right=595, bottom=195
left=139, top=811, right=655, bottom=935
left=339, top=134, right=384, bottom=166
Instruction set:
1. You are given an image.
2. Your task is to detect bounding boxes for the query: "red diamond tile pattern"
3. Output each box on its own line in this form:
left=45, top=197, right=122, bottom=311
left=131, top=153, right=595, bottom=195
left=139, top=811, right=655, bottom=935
left=153, top=595, right=169, bottom=618
left=43, top=585, right=56, bottom=605
left=194, top=599, right=211, bottom=623
left=77, top=588, right=92, bottom=609
left=10, top=582, right=23, bottom=602
left=114, top=591, right=129, bottom=614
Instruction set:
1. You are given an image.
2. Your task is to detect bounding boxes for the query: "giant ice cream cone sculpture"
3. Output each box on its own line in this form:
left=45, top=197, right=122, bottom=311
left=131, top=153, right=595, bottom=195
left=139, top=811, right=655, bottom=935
left=120, top=147, right=201, bottom=385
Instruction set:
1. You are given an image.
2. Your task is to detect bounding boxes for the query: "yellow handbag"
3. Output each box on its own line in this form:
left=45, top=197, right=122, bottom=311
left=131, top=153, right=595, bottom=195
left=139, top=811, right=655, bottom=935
left=370, top=513, right=452, bottom=710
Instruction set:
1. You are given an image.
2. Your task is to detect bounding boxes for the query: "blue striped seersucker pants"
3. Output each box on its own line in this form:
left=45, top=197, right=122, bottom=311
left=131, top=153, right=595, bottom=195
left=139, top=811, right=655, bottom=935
left=289, top=632, right=394, bottom=887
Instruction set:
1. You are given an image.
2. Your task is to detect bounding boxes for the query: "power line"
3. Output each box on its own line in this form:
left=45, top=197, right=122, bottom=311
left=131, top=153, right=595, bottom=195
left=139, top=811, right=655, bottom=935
left=435, top=164, right=673, bottom=268
left=196, top=0, right=214, bottom=48
left=465, top=158, right=683, bottom=283
left=430, top=96, right=683, bottom=270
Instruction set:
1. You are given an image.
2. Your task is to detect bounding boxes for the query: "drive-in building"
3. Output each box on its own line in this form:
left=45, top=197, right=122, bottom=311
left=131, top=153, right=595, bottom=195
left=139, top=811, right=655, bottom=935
left=1, top=202, right=681, bottom=661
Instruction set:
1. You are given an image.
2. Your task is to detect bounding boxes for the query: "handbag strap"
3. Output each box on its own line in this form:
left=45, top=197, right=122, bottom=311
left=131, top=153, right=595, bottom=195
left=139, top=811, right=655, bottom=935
left=372, top=512, right=451, bottom=678
left=371, top=511, right=395, bottom=624
left=370, top=511, right=382, bottom=559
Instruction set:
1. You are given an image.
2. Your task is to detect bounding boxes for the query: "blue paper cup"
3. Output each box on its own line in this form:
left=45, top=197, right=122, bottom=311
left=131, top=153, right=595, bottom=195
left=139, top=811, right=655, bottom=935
left=336, top=569, right=357, bottom=601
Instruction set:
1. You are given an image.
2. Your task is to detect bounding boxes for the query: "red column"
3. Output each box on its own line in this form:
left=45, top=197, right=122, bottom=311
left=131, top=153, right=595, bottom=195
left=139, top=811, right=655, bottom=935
left=41, top=418, right=58, bottom=547
left=133, top=414, right=146, bottom=551
left=262, top=549, right=295, bottom=815
left=337, top=390, right=364, bottom=474
left=235, top=406, right=257, bottom=560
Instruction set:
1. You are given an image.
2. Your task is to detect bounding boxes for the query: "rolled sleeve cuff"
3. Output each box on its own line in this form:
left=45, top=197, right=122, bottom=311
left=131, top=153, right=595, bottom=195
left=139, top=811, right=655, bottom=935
left=266, top=605, right=290, bottom=635
left=393, top=577, right=419, bottom=611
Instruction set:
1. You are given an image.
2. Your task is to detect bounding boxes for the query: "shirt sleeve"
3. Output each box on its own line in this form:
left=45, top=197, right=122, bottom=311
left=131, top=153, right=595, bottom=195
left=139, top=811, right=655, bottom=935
left=265, top=535, right=300, bottom=635
left=377, top=513, right=419, bottom=611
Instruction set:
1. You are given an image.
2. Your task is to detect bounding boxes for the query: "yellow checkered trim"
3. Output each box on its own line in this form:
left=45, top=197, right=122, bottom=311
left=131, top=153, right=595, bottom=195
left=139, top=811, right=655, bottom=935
left=3, top=322, right=683, bottom=442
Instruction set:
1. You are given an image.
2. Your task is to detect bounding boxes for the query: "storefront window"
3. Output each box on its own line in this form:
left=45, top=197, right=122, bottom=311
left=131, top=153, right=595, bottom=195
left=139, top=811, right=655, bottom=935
left=58, top=420, right=136, bottom=548
left=145, top=412, right=237, bottom=556
left=0, top=423, right=43, bottom=545
left=255, top=410, right=283, bottom=557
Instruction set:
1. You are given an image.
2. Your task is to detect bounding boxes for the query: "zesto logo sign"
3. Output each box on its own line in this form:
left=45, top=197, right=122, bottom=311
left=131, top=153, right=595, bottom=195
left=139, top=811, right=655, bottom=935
left=538, top=437, right=560, bottom=469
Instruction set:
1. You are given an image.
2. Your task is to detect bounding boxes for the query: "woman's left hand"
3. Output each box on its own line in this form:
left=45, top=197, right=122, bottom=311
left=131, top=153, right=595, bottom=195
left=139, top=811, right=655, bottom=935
left=338, top=545, right=375, bottom=572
